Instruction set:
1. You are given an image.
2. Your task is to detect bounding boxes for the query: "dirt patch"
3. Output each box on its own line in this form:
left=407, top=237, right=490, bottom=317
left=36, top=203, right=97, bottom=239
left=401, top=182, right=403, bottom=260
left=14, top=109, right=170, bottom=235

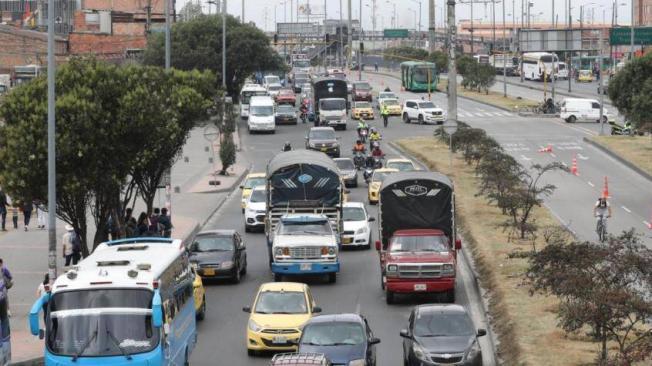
left=396, top=137, right=599, bottom=365
left=590, top=136, right=652, bottom=177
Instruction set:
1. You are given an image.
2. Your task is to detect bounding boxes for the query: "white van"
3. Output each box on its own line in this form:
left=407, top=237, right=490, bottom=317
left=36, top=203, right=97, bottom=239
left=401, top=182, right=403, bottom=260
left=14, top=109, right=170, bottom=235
left=557, top=62, right=569, bottom=79
left=560, top=98, right=611, bottom=123
left=248, top=96, right=276, bottom=133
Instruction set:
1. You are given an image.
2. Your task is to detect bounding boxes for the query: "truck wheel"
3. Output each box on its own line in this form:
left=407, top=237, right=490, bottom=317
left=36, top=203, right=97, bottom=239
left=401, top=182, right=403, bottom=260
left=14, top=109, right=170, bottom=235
left=403, top=113, right=410, bottom=123
left=445, top=289, right=455, bottom=303
left=274, top=273, right=283, bottom=282
left=385, top=290, right=395, bottom=304
left=567, top=115, right=576, bottom=123
left=328, top=273, right=337, bottom=283
left=418, top=115, right=424, bottom=124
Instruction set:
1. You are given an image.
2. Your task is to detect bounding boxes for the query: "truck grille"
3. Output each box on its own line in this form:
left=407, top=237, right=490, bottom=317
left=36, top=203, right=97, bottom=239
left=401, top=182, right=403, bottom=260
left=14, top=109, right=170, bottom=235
left=398, top=263, right=442, bottom=278
left=432, top=111, right=443, bottom=116
left=290, top=246, right=322, bottom=259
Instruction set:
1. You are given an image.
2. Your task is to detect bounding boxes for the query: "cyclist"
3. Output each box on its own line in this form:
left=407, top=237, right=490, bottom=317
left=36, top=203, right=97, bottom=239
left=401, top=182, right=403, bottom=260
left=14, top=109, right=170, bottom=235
left=593, top=197, right=612, bottom=234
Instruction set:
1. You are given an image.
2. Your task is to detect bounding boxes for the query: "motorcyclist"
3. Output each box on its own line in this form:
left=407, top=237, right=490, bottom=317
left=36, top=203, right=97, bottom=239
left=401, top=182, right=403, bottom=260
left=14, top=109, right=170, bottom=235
left=282, top=142, right=292, bottom=152
left=353, top=140, right=366, bottom=153
left=384, top=86, right=391, bottom=92
left=299, top=101, right=308, bottom=124
left=593, top=197, right=612, bottom=230
left=357, top=118, right=369, bottom=136
left=369, top=127, right=381, bottom=149
left=371, top=145, right=384, bottom=158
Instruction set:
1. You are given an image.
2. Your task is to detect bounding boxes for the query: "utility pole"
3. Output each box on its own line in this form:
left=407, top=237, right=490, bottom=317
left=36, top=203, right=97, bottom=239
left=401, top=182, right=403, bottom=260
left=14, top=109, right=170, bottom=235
left=348, top=0, right=352, bottom=68
left=145, top=0, right=152, bottom=33
left=339, top=0, right=343, bottom=67
left=223, top=0, right=227, bottom=89
left=165, top=0, right=171, bottom=69
left=568, top=0, right=571, bottom=92
left=429, top=0, right=435, bottom=52
left=447, top=0, right=457, bottom=124
left=631, top=0, right=635, bottom=60
left=599, top=29, right=605, bottom=135
left=502, top=0, right=507, bottom=97
left=242, top=0, right=244, bottom=23
left=552, top=0, right=554, bottom=28
left=47, top=0, right=57, bottom=284
left=372, top=0, right=376, bottom=53
left=471, top=2, right=474, bottom=54
left=358, top=0, right=362, bottom=81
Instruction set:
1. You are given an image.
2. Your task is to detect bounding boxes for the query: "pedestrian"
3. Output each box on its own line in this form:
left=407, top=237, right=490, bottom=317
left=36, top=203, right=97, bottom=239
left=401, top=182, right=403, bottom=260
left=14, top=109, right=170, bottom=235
left=149, top=208, right=161, bottom=235
left=0, top=258, right=12, bottom=317
left=22, top=199, right=33, bottom=231
left=10, top=203, right=18, bottom=229
left=124, top=208, right=133, bottom=225
left=125, top=217, right=138, bottom=238
left=36, top=200, right=46, bottom=229
left=137, top=212, right=149, bottom=236
left=62, top=225, right=76, bottom=266
left=0, top=189, right=7, bottom=231
left=374, top=62, right=379, bottom=72
left=158, top=208, right=173, bottom=238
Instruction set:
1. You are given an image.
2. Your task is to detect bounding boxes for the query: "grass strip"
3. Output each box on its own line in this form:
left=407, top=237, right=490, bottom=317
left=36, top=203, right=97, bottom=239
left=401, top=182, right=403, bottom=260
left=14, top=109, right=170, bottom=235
left=590, top=136, right=652, bottom=178
left=436, top=78, right=539, bottom=112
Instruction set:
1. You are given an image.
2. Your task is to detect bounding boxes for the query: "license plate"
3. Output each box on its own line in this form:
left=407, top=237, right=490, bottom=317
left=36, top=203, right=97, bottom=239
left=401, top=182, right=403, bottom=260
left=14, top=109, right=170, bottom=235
left=414, top=284, right=427, bottom=291
left=272, top=336, right=287, bottom=344
left=321, top=148, right=327, bottom=152
left=300, top=263, right=312, bottom=271
left=342, top=237, right=352, bottom=244
left=203, top=268, right=215, bottom=276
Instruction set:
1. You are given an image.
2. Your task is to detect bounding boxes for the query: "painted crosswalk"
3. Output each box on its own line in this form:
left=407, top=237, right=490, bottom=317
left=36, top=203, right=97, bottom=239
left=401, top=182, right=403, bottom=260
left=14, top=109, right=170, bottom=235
left=456, top=110, right=515, bottom=118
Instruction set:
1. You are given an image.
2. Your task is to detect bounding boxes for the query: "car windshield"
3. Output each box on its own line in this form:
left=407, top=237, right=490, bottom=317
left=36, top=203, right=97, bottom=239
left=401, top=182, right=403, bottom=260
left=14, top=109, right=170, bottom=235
left=355, top=102, right=371, bottom=109
left=279, top=220, right=332, bottom=235
left=294, top=73, right=309, bottom=79
left=343, top=207, right=366, bottom=222
left=294, top=60, right=311, bottom=68
left=320, top=99, right=346, bottom=110
left=265, top=76, right=281, bottom=84
left=335, top=159, right=355, bottom=170
left=244, top=177, right=266, bottom=189
left=242, top=91, right=267, bottom=104
left=414, top=313, right=474, bottom=337
left=251, top=106, right=274, bottom=116
left=193, top=235, right=234, bottom=251
left=279, top=90, right=294, bottom=96
left=331, top=72, right=346, bottom=79
left=383, top=99, right=399, bottom=106
left=268, top=85, right=282, bottom=91
left=390, top=235, right=449, bottom=252
left=380, top=93, right=397, bottom=99
left=249, top=189, right=266, bottom=203
left=418, top=102, right=436, bottom=109
left=387, top=161, right=415, bottom=171
left=580, top=70, right=591, bottom=76
left=46, top=289, right=159, bottom=357
left=309, top=129, right=336, bottom=140
left=354, top=82, right=371, bottom=90
left=301, top=322, right=365, bottom=346
left=255, top=291, right=307, bottom=314
left=277, top=105, right=295, bottom=114
left=371, top=171, right=393, bottom=183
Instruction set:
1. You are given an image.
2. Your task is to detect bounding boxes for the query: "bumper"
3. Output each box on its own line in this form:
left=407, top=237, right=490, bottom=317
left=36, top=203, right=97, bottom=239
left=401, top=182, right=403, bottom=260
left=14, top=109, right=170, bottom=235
left=249, top=123, right=276, bottom=131
left=353, top=112, right=375, bottom=120
left=425, top=115, right=445, bottom=124
left=197, top=266, right=235, bottom=279
left=245, top=213, right=266, bottom=228
left=308, top=146, right=340, bottom=157
left=271, top=261, right=340, bottom=274
left=247, top=330, right=300, bottom=352
left=388, top=109, right=402, bottom=116
left=341, top=232, right=369, bottom=246
left=368, top=190, right=379, bottom=203
left=386, top=278, right=455, bottom=293
left=353, top=95, right=372, bottom=101
left=277, top=99, right=296, bottom=105
left=343, top=175, right=357, bottom=186
left=275, top=117, right=297, bottom=125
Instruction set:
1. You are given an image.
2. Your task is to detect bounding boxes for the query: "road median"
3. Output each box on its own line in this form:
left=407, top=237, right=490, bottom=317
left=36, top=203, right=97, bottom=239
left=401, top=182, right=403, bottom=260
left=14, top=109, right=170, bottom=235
left=584, top=136, right=652, bottom=182
left=395, top=136, right=599, bottom=365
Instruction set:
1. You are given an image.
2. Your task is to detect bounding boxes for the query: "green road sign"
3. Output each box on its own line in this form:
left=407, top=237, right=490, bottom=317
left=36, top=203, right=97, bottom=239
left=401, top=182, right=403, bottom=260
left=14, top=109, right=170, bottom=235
left=383, top=29, right=409, bottom=38
left=610, top=27, right=652, bottom=45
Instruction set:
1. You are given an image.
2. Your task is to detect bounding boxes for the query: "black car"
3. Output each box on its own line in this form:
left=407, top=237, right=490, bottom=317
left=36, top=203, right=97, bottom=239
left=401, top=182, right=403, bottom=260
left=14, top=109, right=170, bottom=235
left=305, top=127, right=340, bottom=158
left=401, top=304, right=486, bottom=366
left=188, top=230, right=247, bottom=283
left=275, top=104, right=298, bottom=125
left=298, top=314, right=380, bottom=366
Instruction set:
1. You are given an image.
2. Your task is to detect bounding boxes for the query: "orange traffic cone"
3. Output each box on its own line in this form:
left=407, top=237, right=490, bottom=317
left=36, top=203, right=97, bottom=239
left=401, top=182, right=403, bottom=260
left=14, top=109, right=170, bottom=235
left=538, top=144, right=553, bottom=153
left=570, top=155, right=578, bottom=176
left=602, top=176, right=610, bottom=198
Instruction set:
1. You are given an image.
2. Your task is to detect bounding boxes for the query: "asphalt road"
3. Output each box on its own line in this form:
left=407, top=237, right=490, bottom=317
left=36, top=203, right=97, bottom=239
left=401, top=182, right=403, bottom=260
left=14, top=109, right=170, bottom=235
left=190, top=108, right=497, bottom=365
left=364, top=71, right=651, bottom=246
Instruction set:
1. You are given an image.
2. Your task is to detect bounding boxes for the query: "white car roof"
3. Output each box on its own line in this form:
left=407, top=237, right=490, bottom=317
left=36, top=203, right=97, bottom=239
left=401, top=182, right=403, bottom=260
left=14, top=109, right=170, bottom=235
left=343, top=201, right=366, bottom=209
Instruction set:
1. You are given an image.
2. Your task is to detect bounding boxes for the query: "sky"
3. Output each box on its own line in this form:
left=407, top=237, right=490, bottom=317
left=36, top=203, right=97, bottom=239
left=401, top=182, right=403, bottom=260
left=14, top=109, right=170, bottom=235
left=178, top=0, right=634, bottom=32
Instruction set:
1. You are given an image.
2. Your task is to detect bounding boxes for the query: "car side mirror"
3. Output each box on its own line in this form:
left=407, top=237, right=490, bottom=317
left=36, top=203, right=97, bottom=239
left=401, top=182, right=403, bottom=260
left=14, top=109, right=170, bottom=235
left=477, top=329, right=487, bottom=337
left=455, top=239, right=462, bottom=250
left=399, top=329, right=411, bottom=339
left=242, top=306, right=251, bottom=313
left=375, top=240, right=381, bottom=251
left=368, top=217, right=375, bottom=222
left=312, top=306, right=322, bottom=313
left=368, top=337, right=381, bottom=345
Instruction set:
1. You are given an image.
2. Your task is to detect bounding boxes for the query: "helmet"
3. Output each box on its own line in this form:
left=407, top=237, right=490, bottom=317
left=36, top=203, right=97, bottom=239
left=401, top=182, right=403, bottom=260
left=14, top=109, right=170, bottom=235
left=370, top=127, right=377, bottom=133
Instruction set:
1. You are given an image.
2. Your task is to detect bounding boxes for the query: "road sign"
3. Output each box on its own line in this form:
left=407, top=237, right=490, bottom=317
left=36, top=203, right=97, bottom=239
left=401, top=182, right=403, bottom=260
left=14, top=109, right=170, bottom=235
left=610, top=27, right=652, bottom=45
left=383, top=29, right=409, bottom=38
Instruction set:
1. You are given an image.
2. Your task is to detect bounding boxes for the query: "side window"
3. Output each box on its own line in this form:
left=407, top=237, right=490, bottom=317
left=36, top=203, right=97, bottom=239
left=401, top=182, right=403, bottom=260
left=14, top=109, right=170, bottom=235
left=406, top=101, right=415, bottom=108
left=408, top=311, right=415, bottom=332
left=306, top=287, right=314, bottom=308
left=591, top=102, right=601, bottom=109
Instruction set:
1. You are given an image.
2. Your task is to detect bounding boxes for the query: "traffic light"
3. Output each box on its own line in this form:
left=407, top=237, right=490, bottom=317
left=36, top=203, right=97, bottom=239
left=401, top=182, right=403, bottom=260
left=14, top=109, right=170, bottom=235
left=273, top=34, right=278, bottom=45
left=360, top=42, right=364, bottom=54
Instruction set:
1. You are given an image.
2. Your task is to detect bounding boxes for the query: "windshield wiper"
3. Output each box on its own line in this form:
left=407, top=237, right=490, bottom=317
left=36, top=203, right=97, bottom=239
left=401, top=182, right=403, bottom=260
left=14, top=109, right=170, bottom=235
left=418, top=334, right=451, bottom=337
left=72, top=328, right=98, bottom=362
left=105, top=328, right=133, bottom=360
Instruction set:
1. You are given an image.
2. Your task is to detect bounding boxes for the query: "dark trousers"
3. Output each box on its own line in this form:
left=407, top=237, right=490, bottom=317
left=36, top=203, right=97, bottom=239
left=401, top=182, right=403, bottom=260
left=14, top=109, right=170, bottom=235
left=0, top=208, right=6, bottom=230
left=65, top=253, right=80, bottom=266
left=12, top=215, right=18, bottom=228
left=24, top=211, right=32, bottom=226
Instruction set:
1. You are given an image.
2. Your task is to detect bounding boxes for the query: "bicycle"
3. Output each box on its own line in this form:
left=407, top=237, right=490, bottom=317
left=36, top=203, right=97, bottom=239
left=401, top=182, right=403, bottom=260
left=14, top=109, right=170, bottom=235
left=596, top=214, right=608, bottom=242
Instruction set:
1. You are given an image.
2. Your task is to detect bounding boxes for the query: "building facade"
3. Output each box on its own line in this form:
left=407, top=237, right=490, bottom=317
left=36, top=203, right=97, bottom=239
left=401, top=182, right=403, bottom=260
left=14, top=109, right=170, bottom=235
left=634, top=0, right=652, bottom=26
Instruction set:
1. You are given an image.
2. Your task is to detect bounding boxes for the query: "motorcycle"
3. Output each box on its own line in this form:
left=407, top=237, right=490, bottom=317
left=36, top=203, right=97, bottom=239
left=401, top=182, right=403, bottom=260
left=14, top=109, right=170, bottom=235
left=363, top=156, right=384, bottom=183
left=352, top=151, right=366, bottom=170
left=300, top=110, right=308, bottom=124
left=358, top=127, right=369, bottom=143
left=369, top=139, right=381, bottom=151
left=609, top=121, right=636, bottom=136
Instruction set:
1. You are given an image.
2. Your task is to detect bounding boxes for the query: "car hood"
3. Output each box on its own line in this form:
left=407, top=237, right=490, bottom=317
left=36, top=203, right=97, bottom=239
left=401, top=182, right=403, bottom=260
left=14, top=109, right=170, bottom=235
left=274, top=234, right=336, bottom=246
left=189, top=250, right=234, bottom=264
left=422, top=107, right=444, bottom=113
left=250, top=313, right=312, bottom=329
left=310, top=138, right=338, bottom=145
left=416, top=335, right=474, bottom=354
left=343, top=220, right=367, bottom=232
left=386, top=251, right=454, bottom=263
left=299, top=344, right=365, bottom=364
left=246, top=201, right=266, bottom=211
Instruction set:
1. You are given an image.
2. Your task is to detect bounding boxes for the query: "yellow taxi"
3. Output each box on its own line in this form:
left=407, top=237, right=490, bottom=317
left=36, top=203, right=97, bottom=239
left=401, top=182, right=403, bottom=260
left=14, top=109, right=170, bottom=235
left=367, top=168, right=398, bottom=204
left=385, top=158, right=419, bottom=171
left=379, top=98, right=402, bottom=116
left=351, top=101, right=375, bottom=120
left=244, top=282, right=321, bottom=355
left=191, top=266, right=206, bottom=321
left=240, top=173, right=266, bottom=213
left=577, top=69, right=593, bottom=82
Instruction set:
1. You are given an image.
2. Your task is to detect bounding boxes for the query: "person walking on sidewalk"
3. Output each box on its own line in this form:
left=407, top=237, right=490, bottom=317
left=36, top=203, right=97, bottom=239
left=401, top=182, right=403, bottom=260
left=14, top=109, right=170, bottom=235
left=158, top=208, right=172, bottom=238
left=0, top=258, right=12, bottom=317
left=125, top=217, right=138, bottom=238
left=62, top=225, right=76, bottom=266
left=10, top=203, right=18, bottom=229
left=0, top=189, right=7, bottom=231
left=137, top=212, right=149, bottom=236
left=35, top=199, right=47, bottom=229
left=22, top=199, right=33, bottom=231
left=149, top=208, right=161, bottom=236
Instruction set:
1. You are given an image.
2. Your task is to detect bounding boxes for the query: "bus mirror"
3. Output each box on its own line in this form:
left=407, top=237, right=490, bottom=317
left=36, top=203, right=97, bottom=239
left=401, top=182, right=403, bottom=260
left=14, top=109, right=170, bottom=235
left=29, top=292, right=50, bottom=336
left=152, top=290, right=163, bottom=328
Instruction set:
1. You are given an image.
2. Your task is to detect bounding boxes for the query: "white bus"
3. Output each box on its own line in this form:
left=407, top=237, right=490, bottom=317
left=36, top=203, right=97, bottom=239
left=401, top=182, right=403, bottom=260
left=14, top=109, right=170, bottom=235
left=240, top=84, right=268, bottom=119
left=522, top=52, right=559, bottom=81
left=29, top=238, right=197, bottom=366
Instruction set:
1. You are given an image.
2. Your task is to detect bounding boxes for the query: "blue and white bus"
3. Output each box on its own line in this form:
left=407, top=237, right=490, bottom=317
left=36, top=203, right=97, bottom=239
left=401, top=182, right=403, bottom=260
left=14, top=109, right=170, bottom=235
left=29, top=238, right=197, bottom=366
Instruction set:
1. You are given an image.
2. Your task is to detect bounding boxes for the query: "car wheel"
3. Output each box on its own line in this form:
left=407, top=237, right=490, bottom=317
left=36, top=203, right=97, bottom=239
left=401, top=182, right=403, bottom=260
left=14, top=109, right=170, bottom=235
left=418, top=115, right=424, bottom=124
left=241, top=258, right=247, bottom=275
left=244, top=225, right=251, bottom=233
left=365, top=234, right=372, bottom=250
left=196, top=295, right=206, bottom=321
left=184, top=348, right=190, bottom=366
left=567, top=115, right=576, bottom=123
left=386, top=289, right=395, bottom=304
left=242, top=207, right=245, bottom=214
left=247, top=349, right=257, bottom=357
left=403, top=113, right=410, bottom=123
left=328, top=273, right=337, bottom=283
left=342, top=124, right=347, bottom=131
left=600, top=116, right=608, bottom=123
left=274, top=273, right=283, bottom=282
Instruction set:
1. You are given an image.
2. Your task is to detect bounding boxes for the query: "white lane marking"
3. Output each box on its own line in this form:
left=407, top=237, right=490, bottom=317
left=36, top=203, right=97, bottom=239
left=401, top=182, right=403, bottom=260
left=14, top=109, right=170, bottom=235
left=644, top=220, right=651, bottom=228
left=621, top=206, right=632, bottom=213
left=577, top=153, right=589, bottom=160
left=520, top=155, right=531, bottom=161
left=474, top=112, right=486, bottom=117
left=550, top=153, right=557, bottom=158
left=561, top=162, right=568, bottom=167
left=588, top=181, right=595, bottom=187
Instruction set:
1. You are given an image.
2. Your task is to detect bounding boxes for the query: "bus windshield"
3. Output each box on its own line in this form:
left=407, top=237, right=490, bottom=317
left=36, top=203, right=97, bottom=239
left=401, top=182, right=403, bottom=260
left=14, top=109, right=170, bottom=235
left=242, top=91, right=267, bottom=104
left=293, top=60, right=311, bottom=68
left=413, top=66, right=436, bottom=83
left=46, top=289, right=159, bottom=357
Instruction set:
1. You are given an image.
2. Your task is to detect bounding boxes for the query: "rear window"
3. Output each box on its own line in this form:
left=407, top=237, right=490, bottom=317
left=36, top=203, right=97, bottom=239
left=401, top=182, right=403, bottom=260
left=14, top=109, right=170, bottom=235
left=354, top=82, right=371, bottom=90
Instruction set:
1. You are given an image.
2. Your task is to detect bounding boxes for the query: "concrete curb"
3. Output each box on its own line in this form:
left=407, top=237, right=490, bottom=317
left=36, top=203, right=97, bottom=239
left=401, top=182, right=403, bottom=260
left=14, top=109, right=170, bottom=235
left=388, top=141, right=500, bottom=365
left=583, top=137, right=652, bottom=182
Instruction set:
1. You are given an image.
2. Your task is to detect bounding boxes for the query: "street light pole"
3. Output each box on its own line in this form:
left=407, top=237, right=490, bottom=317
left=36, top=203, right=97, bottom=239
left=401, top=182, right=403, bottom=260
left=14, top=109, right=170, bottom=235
left=47, top=0, right=57, bottom=283
left=502, top=0, right=507, bottom=97
left=241, top=0, right=244, bottom=23
left=348, top=0, right=352, bottom=68
left=429, top=0, right=435, bottom=52
left=339, top=0, right=343, bottom=67
left=358, top=0, right=362, bottom=81
left=630, top=0, right=635, bottom=60
left=446, top=0, right=458, bottom=168
left=165, top=0, right=170, bottom=69
left=222, top=0, right=227, bottom=89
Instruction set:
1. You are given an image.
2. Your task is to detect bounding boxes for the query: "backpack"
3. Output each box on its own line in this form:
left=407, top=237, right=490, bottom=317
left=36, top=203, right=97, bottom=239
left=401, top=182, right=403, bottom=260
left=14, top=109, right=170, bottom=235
left=71, top=232, right=82, bottom=253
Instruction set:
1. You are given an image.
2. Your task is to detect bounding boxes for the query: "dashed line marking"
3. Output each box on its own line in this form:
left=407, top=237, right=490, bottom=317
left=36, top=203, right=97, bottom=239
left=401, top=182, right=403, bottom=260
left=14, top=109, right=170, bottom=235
left=644, top=221, right=651, bottom=228
left=587, top=181, right=595, bottom=187
left=550, top=153, right=557, bottom=158
left=561, top=162, right=568, bottom=167
left=621, top=206, right=632, bottom=213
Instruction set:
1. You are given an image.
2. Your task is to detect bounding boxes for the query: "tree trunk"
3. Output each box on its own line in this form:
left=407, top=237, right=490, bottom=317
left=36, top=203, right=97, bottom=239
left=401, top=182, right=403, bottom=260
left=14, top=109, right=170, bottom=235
left=93, top=216, right=109, bottom=250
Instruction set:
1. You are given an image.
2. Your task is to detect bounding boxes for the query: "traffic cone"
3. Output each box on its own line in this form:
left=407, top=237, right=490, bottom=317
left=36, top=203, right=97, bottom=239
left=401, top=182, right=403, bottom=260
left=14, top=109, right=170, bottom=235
left=602, top=176, right=610, bottom=198
left=538, top=144, right=553, bottom=153
left=570, top=155, right=578, bottom=176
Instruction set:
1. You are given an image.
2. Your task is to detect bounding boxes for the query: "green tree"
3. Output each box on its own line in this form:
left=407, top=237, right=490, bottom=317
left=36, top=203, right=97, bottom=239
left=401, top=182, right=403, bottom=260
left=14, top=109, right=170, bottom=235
left=143, top=14, right=287, bottom=99
left=427, top=50, right=448, bottom=72
left=608, top=53, right=652, bottom=131
left=383, top=47, right=429, bottom=62
left=455, top=54, right=476, bottom=76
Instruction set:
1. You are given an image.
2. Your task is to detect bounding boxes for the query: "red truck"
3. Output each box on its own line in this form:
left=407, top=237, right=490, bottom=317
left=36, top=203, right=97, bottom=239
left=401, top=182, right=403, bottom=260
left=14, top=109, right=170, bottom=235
left=375, top=171, right=461, bottom=304
left=276, top=88, right=297, bottom=105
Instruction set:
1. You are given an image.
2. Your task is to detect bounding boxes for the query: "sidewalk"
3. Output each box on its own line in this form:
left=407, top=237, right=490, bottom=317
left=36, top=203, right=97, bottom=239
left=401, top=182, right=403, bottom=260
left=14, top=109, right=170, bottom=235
left=3, top=125, right=249, bottom=364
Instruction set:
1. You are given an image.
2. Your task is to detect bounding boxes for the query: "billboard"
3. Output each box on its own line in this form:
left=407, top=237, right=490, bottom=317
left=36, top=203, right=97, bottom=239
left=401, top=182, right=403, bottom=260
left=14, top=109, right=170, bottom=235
left=518, top=29, right=598, bottom=52
left=276, top=22, right=320, bottom=38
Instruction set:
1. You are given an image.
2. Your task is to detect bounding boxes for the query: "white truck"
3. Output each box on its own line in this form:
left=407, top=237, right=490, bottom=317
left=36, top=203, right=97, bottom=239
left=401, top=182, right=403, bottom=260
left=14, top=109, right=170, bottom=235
left=314, top=78, right=349, bottom=130
left=248, top=95, right=276, bottom=133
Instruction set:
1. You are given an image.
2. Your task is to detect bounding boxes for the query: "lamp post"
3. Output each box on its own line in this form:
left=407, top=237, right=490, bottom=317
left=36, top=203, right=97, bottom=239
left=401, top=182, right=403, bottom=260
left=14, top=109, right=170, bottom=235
left=410, top=0, right=422, bottom=38
left=47, top=0, right=57, bottom=283
left=222, top=0, right=227, bottom=89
